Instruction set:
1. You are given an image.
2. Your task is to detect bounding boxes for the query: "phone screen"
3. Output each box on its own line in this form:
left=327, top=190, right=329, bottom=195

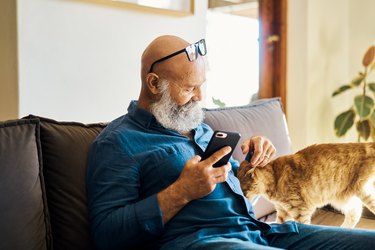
left=201, top=130, right=241, bottom=167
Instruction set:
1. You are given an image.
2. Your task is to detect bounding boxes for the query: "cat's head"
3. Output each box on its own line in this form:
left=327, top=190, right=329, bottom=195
left=237, top=160, right=263, bottom=200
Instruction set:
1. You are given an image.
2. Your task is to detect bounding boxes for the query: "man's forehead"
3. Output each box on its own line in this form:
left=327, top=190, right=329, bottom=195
left=178, top=72, right=206, bottom=87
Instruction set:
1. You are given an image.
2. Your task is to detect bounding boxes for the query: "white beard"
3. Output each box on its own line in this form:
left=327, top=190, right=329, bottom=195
left=150, top=80, right=204, bottom=133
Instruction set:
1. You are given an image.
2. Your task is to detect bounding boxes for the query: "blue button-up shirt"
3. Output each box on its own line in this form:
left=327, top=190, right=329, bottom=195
left=86, top=101, right=298, bottom=250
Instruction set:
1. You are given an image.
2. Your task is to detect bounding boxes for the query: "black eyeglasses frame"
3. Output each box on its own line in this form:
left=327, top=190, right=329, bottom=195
left=148, top=39, right=206, bottom=73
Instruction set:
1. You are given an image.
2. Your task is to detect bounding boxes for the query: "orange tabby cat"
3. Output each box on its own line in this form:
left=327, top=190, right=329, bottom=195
left=237, top=143, right=375, bottom=228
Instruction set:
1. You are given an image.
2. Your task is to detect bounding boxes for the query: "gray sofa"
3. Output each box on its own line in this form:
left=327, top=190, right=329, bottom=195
left=0, top=97, right=373, bottom=250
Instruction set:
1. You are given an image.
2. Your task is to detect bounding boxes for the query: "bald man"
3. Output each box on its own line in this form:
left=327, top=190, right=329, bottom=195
left=86, top=36, right=375, bottom=250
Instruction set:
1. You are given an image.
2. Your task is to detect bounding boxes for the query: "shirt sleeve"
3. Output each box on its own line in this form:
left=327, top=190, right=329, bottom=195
left=230, top=157, right=240, bottom=176
left=86, top=139, right=164, bottom=249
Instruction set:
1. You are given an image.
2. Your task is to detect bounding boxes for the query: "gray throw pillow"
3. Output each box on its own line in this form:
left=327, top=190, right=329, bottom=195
left=204, top=97, right=292, bottom=161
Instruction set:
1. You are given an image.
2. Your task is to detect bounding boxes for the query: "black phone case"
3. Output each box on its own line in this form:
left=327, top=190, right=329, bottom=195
left=245, top=149, right=254, bottom=162
left=201, top=130, right=241, bottom=168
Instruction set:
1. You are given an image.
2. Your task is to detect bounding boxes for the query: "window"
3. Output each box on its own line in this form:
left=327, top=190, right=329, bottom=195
left=204, top=0, right=287, bottom=111
left=205, top=1, right=259, bottom=108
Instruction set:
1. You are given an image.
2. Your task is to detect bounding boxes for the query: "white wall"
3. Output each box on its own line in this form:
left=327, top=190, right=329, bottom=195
left=17, top=0, right=375, bottom=149
left=17, top=0, right=208, bottom=123
left=348, top=0, right=375, bottom=77
left=287, top=0, right=375, bottom=151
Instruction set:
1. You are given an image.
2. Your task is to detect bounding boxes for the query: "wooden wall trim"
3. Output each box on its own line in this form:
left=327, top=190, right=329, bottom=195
left=258, top=0, right=287, bottom=113
left=0, top=0, right=19, bottom=120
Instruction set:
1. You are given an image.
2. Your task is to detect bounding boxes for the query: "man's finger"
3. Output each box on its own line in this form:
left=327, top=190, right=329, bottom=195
left=192, top=155, right=202, bottom=163
left=204, top=146, right=232, bottom=166
left=251, top=146, right=264, bottom=166
left=241, top=139, right=251, bottom=154
left=213, top=163, right=231, bottom=182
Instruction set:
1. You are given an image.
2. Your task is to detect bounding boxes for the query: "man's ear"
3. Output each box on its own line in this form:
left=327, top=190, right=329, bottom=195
left=146, top=73, right=160, bottom=95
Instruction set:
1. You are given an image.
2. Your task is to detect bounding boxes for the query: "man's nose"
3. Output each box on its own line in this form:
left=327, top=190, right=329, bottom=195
left=192, top=86, right=202, bottom=101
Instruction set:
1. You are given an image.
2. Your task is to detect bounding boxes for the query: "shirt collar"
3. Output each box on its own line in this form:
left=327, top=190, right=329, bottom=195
left=127, top=100, right=158, bottom=128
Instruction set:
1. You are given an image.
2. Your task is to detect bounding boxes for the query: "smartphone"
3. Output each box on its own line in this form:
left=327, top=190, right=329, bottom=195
left=245, top=149, right=254, bottom=162
left=201, top=130, right=241, bottom=168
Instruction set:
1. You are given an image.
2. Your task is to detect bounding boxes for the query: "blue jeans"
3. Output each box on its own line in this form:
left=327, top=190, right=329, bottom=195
left=188, top=223, right=375, bottom=250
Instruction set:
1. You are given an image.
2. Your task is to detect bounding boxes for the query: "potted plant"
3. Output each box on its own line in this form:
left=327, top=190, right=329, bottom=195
left=332, top=45, right=375, bottom=142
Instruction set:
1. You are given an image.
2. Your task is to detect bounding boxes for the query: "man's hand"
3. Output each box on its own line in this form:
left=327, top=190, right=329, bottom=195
left=157, top=146, right=232, bottom=223
left=175, top=146, right=232, bottom=201
left=241, top=136, right=276, bottom=167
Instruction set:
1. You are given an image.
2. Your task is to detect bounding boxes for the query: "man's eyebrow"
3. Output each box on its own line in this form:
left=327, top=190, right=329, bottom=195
left=187, top=81, right=204, bottom=88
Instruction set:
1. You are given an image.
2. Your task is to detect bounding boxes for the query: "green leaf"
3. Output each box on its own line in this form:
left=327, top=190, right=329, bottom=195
left=368, top=83, right=375, bottom=93
left=332, top=85, right=352, bottom=97
left=212, top=97, right=226, bottom=108
left=354, top=95, right=374, bottom=118
left=351, top=74, right=365, bottom=86
left=356, top=120, right=371, bottom=141
left=334, top=109, right=355, bottom=137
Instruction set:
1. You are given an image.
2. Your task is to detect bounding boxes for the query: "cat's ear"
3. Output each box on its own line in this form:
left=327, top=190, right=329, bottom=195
left=246, top=167, right=257, bottom=178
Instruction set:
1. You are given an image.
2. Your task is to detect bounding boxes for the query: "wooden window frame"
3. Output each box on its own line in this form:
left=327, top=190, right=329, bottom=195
left=258, top=0, right=287, bottom=112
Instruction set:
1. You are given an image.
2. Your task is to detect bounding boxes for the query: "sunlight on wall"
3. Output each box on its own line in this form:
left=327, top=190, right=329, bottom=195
left=205, top=10, right=259, bottom=108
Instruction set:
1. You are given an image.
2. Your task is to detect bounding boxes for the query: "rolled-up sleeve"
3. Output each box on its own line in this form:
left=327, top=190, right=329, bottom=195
left=86, top=139, right=164, bottom=249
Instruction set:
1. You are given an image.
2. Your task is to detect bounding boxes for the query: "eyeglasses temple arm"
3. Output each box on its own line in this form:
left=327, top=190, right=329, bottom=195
left=149, top=48, right=186, bottom=73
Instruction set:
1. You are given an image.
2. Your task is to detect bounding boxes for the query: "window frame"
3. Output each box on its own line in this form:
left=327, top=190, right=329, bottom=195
left=258, top=0, right=287, bottom=113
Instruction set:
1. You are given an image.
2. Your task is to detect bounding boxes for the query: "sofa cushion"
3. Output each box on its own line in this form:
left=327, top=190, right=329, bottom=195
left=312, top=208, right=375, bottom=229
left=24, top=115, right=106, bottom=250
left=363, top=207, right=375, bottom=219
left=0, top=119, right=52, bottom=250
left=323, top=205, right=375, bottom=220
left=203, top=97, right=292, bottom=161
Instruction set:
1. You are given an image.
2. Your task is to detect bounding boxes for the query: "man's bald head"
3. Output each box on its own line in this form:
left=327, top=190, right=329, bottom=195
left=141, top=35, right=191, bottom=82
left=138, top=35, right=206, bottom=111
